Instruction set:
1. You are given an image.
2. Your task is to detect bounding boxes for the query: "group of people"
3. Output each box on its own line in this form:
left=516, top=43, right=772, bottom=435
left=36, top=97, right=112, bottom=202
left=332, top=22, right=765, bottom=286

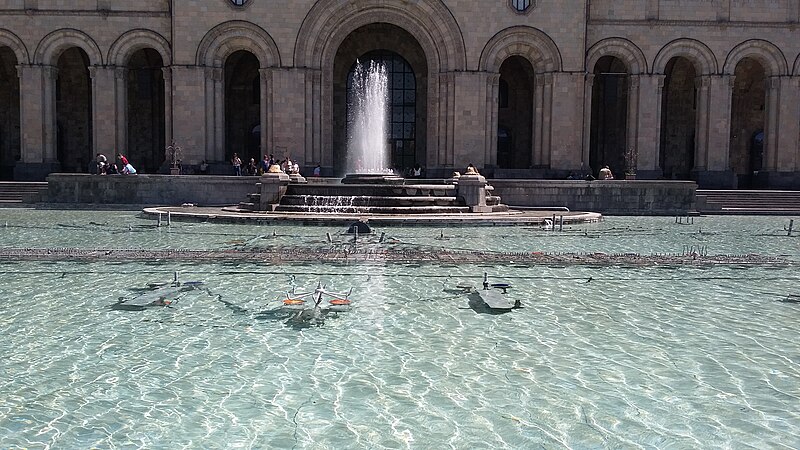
left=231, top=153, right=302, bottom=176
left=94, top=153, right=137, bottom=175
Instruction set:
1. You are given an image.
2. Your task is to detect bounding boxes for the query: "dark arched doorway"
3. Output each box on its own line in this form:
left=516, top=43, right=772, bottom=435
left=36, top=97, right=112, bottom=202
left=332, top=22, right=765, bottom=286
left=127, top=48, right=165, bottom=174
left=225, top=50, right=260, bottom=165
left=56, top=47, right=92, bottom=173
left=0, top=46, right=20, bottom=180
left=589, top=56, right=628, bottom=179
left=333, top=23, right=427, bottom=176
left=660, top=56, right=696, bottom=180
left=497, top=56, right=534, bottom=169
left=729, top=57, right=766, bottom=189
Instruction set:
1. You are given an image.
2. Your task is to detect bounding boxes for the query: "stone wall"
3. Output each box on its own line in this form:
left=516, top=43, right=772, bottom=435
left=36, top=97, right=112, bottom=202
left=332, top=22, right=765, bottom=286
left=47, top=174, right=259, bottom=206
left=46, top=173, right=697, bottom=215
left=490, top=179, right=697, bottom=215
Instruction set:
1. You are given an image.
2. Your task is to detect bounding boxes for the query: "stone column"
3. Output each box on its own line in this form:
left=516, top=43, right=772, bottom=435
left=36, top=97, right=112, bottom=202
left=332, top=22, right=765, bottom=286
left=303, top=68, right=323, bottom=166
left=42, top=65, right=58, bottom=162
left=114, top=67, right=128, bottom=154
left=162, top=66, right=172, bottom=146
left=437, top=72, right=456, bottom=167
left=15, top=65, right=29, bottom=161
left=171, top=65, right=206, bottom=165
left=582, top=74, right=594, bottom=173
left=634, top=74, right=665, bottom=176
left=258, top=68, right=271, bottom=159
left=213, top=67, right=224, bottom=162
left=90, top=65, right=116, bottom=154
left=449, top=72, right=489, bottom=170
left=626, top=75, right=641, bottom=174
left=693, top=74, right=735, bottom=187
left=484, top=73, right=500, bottom=168
left=204, top=67, right=225, bottom=162
left=269, top=68, right=308, bottom=166
left=763, top=76, right=781, bottom=171
left=533, top=73, right=545, bottom=166
left=781, top=77, right=800, bottom=171
left=548, top=72, right=585, bottom=171
left=540, top=72, right=554, bottom=167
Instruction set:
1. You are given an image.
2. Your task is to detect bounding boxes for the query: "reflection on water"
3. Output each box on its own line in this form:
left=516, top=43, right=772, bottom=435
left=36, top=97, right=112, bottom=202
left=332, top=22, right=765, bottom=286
left=0, top=208, right=799, bottom=448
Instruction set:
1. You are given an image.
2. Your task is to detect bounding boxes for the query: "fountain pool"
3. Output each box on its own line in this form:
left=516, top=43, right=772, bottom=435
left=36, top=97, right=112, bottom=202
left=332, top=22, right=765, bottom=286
left=0, top=208, right=799, bottom=448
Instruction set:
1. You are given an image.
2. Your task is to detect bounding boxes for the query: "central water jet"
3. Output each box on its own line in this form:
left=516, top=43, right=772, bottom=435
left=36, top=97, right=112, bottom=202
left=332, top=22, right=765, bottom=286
left=343, top=59, right=402, bottom=184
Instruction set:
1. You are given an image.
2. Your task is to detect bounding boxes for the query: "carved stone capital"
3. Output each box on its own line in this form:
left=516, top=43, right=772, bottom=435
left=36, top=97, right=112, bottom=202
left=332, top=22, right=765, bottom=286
left=161, top=66, right=172, bottom=81
left=43, top=65, right=59, bottom=80
left=115, top=67, right=128, bottom=79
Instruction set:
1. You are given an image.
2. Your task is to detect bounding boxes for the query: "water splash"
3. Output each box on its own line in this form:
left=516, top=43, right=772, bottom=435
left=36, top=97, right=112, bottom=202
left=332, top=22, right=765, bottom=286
left=347, top=60, right=389, bottom=174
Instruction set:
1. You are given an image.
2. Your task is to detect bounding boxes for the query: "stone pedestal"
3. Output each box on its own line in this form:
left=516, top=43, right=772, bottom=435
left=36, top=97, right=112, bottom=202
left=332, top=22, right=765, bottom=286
left=288, top=173, right=307, bottom=183
left=457, top=173, right=492, bottom=213
left=259, top=172, right=290, bottom=211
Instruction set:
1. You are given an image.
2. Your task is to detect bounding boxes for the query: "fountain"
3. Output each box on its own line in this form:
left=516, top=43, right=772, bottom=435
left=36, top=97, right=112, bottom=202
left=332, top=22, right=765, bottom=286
left=342, top=60, right=402, bottom=185
left=235, top=58, right=508, bottom=217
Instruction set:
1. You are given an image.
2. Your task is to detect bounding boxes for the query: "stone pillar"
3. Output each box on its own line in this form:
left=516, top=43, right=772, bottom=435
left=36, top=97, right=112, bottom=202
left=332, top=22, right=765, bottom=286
left=449, top=72, right=488, bottom=170
left=437, top=72, right=456, bottom=168
left=15, top=65, right=31, bottom=161
left=258, top=68, right=271, bottom=159
left=213, top=67, right=224, bottom=162
left=763, top=76, right=781, bottom=171
left=533, top=73, right=545, bottom=167
left=634, top=74, right=665, bottom=176
left=114, top=67, right=128, bottom=154
left=258, top=171, right=290, bottom=210
left=90, top=65, right=116, bottom=154
left=456, top=172, right=491, bottom=213
left=484, top=73, right=500, bottom=168
left=549, top=72, right=585, bottom=171
left=171, top=65, right=206, bottom=165
left=693, top=74, right=735, bottom=187
left=626, top=75, right=641, bottom=174
left=42, top=65, right=57, bottom=162
left=162, top=66, right=172, bottom=146
left=540, top=72, right=554, bottom=167
left=303, top=68, right=323, bottom=167
left=582, top=74, right=594, bottom=174
left=269, top=68, right=307, bottom=166
left=781, top=77, right=800, bottom=171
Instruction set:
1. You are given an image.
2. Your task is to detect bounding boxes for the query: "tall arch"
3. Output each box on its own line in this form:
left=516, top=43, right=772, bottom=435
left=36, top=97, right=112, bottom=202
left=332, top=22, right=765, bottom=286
left=196, top=20, right=280, bottom=68
left=0, top=45, right=20, bottom=179
left=586, top=38, right=647, bottom=75
left=34, top=29, right=102, bottom=66
left=293, top=1, right=466, bottom=173
left=653, top=38, right=718, bottom=75
left=108, top=29, right=172, bottom=67
left=0, top=29, right=29, bottom=64
left=294, top=0, right=465, bottom=71
left=722, top=40, right=788, bottom=76
left=479, top=26, right=562, bottom=73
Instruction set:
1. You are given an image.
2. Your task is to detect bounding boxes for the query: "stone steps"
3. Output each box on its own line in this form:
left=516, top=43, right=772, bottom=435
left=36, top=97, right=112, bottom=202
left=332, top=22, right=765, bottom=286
left=273, top=204, right=472, bottom=214
left=697, top=189, right=800, bottom=215
left=0, top=182, right=48, bottom=203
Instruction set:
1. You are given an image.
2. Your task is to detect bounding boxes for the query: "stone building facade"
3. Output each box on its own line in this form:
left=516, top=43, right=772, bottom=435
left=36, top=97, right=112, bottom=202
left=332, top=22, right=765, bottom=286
left=0, top=0, right=799, bottom=188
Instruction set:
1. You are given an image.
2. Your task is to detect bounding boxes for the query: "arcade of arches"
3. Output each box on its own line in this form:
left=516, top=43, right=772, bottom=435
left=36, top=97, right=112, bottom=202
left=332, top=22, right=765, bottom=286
left=2, top=11, right=800, bottom=189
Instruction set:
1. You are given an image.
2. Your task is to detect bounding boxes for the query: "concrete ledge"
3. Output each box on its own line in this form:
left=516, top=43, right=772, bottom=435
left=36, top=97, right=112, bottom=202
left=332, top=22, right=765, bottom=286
left=46, top=174, right=260, bottom=206
left=490, top=179, right=697, bottom=215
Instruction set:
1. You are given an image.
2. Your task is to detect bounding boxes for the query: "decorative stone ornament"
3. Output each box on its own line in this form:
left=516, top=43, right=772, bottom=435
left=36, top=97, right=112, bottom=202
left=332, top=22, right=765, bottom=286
left=509, top=0, right=534, bottom=14
left=228, top=0, right=249, bottom=7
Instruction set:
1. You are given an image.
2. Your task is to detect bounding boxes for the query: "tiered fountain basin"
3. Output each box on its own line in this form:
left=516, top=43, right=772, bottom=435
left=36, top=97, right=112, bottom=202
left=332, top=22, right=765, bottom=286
left=140, top=172, right=604, bottom=226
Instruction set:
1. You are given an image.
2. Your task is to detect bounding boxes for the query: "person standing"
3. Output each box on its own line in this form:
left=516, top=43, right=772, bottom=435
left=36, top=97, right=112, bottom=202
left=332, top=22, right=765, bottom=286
left=231, top=153, right=242, bottom=176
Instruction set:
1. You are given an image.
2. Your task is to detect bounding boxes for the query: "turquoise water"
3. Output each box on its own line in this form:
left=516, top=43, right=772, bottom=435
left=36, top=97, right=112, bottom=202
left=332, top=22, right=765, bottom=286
left=0, top=208, right=799, bottom=448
